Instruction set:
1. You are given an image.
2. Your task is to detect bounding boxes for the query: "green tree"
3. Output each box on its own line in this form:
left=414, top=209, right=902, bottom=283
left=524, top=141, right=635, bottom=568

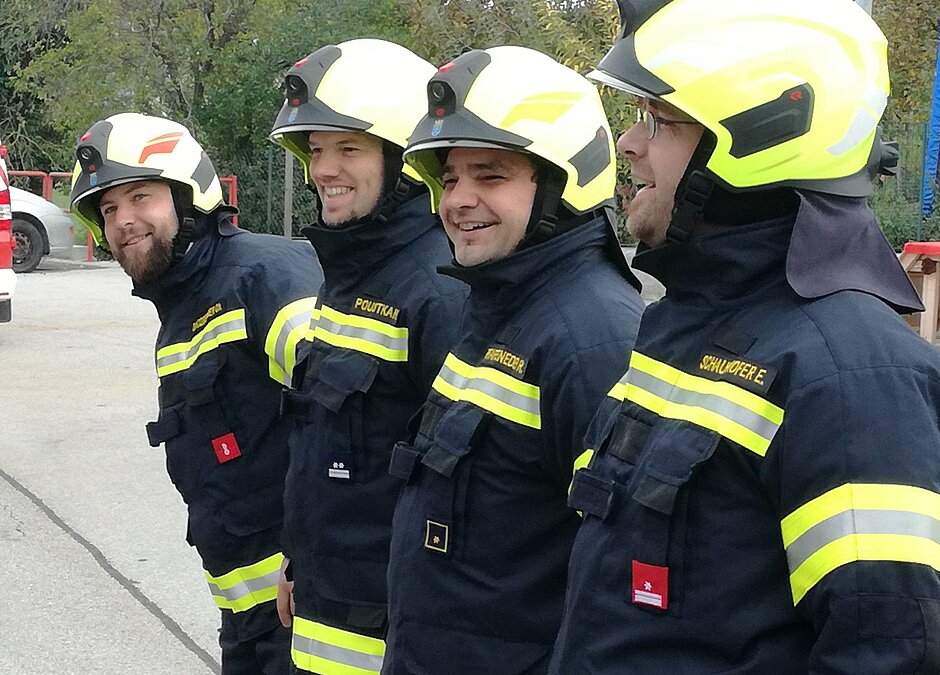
left=0, top=0, right=80, bottom=170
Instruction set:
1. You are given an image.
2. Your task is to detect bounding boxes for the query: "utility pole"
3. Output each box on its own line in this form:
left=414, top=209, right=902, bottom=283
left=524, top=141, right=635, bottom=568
left=283, top=151, right=294, bottom=238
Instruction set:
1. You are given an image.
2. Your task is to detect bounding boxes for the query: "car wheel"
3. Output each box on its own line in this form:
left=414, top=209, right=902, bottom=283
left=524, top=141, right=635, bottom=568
left=12, top=218, right=44, bottom=273
left=0, top=299, right=10, bottom=323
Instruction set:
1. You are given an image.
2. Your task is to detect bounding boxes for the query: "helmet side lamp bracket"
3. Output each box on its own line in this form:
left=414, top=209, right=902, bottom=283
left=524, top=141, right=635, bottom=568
left=77, top=145, right=104, bottom=174
left=285, top=74, right=309, bottom=107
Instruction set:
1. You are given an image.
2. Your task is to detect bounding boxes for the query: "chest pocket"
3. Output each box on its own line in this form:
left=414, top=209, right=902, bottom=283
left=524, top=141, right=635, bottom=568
left=302, top=348, right=379, bottom=482
left=147, top=353, right=237, bottom=502
left=568, top=410, right=652, bottom=520
left=391, top=401, right=486, bottom=559
left=626, top=420, right=719, bottom=616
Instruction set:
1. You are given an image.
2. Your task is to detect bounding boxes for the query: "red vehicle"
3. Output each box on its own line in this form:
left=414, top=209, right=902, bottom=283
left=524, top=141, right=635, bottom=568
left=0, top=141, right=15, bottom=322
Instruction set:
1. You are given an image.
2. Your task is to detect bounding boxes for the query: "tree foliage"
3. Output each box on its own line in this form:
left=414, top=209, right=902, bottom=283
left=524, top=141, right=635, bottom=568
left=873, top=0, right=938, bottom=122
left=2, top=0, right=936, bottom=238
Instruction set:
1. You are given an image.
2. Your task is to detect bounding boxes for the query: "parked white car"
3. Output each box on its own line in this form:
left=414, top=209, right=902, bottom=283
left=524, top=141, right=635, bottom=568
left=11, top=186, right=75, bottom=273
left=0, top=147, right=13, bottom=321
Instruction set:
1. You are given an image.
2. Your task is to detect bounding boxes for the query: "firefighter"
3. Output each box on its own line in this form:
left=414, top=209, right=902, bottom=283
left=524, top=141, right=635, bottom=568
left=268, top=39, right=467, bottom=674
left=382, top=46, right=644, bottom=673
left=551, top=0, right=940, bottom=672
left=70, top=112, right=323, bottom=674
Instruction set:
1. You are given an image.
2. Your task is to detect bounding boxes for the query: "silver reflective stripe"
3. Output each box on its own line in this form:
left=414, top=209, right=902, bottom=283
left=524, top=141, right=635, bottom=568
left=626, top=367, right=779, bottom=443
left=274, top=310, right=315, bottom=370
left=206, top=567, right=280, bottom=603
left=827, top=108, right=878, bottom=156
left=317, top=314, right=408, bottom=353
left=156, top=317, right=247, bottom=370
left=437, top=361, right=540, bottom=417
left=293, top=634, right=384, bottom=673
left=785, top=509, right=940, bottom=573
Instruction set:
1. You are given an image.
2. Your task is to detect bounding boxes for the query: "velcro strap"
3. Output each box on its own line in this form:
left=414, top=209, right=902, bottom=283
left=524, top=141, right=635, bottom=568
left=389, top=442, right=421, bottom=481
left=280, top=389, right=312, bottom=419
left=607, top=415, right=651, bottom=465
left=633, top=472, right=681, bottom=515
left=145, top=409, right=180, bottom=447
left=568, top=469, right=615, bottom=520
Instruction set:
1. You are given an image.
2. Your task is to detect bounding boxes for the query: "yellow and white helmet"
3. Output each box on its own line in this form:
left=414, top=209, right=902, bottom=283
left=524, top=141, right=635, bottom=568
left=70, top=113, right=224, bottom=249
left=405, top=45, right=616, bottom=215
left=269, top=38, right=435, bottom=185
left=590, top=0, right=892, bottom=197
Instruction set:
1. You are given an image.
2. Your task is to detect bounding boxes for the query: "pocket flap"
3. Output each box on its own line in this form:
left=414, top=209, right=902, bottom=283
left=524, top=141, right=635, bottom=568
left=568, top=468, right=615, bottom=520
left=146, top=407, right=182, bottom=446
left=312, top=351, right=379, bottom=412
left=633, top=422, right=719, bottom=515
left=389, top=442, right=421, bottom=481
left=421, top=404, right=484, bottom=477
left=182, top=355, right=224, bottom=406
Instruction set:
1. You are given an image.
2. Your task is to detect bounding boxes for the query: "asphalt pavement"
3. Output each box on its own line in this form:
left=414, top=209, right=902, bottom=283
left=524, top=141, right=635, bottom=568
left=0, top=258, right=220, bottom=674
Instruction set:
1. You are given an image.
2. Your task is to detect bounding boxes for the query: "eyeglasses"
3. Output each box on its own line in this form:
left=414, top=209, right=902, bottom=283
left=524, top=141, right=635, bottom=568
left=636, top=107, right=700, bottom=140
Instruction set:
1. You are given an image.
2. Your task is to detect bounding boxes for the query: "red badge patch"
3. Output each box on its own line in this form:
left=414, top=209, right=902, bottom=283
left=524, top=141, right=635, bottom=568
left=632, top=560, right=668, bottom=610
left=212, top=433, right=241, bottom=463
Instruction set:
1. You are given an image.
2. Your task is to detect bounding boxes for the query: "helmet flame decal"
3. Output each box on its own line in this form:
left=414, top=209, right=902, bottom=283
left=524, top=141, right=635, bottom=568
left=501, top=92, right=582, bottom=128
left=139, top=132, right=185, bottom=164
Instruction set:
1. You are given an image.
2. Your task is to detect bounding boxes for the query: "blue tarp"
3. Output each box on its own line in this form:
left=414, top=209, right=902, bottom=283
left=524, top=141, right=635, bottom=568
left=921, top=21, right=940, bottom=218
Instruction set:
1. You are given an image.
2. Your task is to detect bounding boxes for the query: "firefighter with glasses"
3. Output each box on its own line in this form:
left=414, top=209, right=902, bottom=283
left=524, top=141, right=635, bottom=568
left=551, top=1, right=940, bottom=672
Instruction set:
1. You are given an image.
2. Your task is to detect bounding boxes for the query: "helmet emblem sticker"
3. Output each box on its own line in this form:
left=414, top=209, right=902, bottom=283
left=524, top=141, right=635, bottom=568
left=432, top=119, right=444, bottom=137
left=90, top=173, right=98, bottom=186
left=138, top=132, right=184, bottom=163
left=288, top=108, right=298, bottom=123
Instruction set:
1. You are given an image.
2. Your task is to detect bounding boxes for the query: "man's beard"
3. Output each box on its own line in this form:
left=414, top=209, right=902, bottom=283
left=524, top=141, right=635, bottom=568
left=626, top=187, right=675, bottom=247
left=115, top=233, right=175, bottom=285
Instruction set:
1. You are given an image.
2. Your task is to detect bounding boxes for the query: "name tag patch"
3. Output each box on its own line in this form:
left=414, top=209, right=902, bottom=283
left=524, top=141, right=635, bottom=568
left=697, top=352, right=776, bottom=395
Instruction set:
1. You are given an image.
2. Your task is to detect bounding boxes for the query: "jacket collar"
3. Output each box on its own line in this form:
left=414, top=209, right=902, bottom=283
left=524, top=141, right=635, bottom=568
left=301, top=194, right=436, bottom=283
left=633, top=216, right=794, bottom=308
left=634, top=192, right=924, bottom=313
left=132, top=215, right=240, bottom=307
left=439, top=215, right=616, bottom=313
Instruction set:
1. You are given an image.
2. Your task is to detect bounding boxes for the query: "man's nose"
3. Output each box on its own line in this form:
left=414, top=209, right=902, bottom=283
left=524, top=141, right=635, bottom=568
left=309, top=152, right=339, bottom=180
left=441, top=179, right=478, bottom=210
left=616, top=122, right=646, bottom=159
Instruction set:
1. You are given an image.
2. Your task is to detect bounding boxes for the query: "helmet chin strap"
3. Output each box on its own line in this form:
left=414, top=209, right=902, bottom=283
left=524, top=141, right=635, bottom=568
left=665, top=131, right=717, bottom=245
left=168, top=183, right=210, bottom=263
left=518, top=163, right=567, bottom=250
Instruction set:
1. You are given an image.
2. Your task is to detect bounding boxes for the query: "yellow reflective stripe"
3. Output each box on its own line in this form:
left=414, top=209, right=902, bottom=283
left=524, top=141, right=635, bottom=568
left=570, top=448, right=595, bottom=514
left=432, top=353, right=541, bottom=429
left=314, top=304, right=408, bottom=362
left=607, top=368, right=629, bottom=402
left=573, top=448, right=594, bottom=474
left=265, top=296, right=319, bottom=386
left=156, top=309, right=247, bottom=377
left=625, top=351, right=783, bottom=456
left=781, top=484, right=940, bottom=604
left=204, top=552, right=283, bottom=613
left=292, top=616, right=385, bottom=674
